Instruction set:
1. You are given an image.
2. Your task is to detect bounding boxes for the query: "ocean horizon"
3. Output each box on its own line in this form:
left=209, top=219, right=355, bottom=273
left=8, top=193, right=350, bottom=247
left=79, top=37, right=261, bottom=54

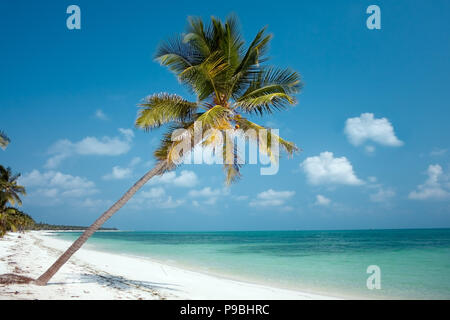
left=53, top=228, right=450, bottom=299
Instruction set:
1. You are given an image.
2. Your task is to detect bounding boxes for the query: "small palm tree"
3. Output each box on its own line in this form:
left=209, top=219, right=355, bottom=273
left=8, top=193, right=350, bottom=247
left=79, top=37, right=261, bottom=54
left=33, top=15, right=302, bottom=285
left=0, top=211, right=17, bottom=237
left=0, top=166, right=28, bottom=237
left=0, top=166, right=26, bottom=207
left=0, top=131, right=10, bottom=150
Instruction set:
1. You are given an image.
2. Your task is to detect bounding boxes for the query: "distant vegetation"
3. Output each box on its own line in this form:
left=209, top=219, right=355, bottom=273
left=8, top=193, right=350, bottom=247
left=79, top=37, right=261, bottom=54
left=31, top=223, right=117, bottom=231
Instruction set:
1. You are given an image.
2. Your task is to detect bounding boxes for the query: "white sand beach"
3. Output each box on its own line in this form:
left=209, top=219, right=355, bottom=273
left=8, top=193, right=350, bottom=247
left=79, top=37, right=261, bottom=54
left=0, top=231, right=337, bottom=300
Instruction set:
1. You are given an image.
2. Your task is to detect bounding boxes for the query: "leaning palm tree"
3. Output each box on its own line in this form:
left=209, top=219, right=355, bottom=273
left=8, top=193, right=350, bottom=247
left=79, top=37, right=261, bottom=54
left=0, top=130, right=10, bottom=150
left=31, top=14, right=302, bottom=285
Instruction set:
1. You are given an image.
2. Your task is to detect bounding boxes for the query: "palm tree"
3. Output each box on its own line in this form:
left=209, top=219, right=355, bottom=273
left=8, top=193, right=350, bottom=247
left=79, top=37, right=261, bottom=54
left=0, top=131, right=10, bottom=150
left=33, top=14, right=302, bottom=285
left=0, top=166, right=28, bottom=237
left=0, top=208, right=35, bottom=237
left=0, top=166, right=26, bottom=207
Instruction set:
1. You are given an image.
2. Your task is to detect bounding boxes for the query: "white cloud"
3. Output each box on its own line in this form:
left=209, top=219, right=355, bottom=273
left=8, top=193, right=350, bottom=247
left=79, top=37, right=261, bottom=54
left=102, top=166, right=132, bottom=180
left=149, top=170, right=198, bottom=188
left=118, top=128, right=134, bottom=142
left=19, top=170, right=99, bottom=206
left=79, top=198, right=111, bottom=209
left=365, top=145, right=375, bottom=153
left=46, top=128, right=134, bottom=168
left=344, top=113, right=403, bottom=148
left=430, top=148, right=447, bottom=157
left=188, top=187, right=224, bottom=206
left=188, top=187, right=221, bottom=198
left=203, top=197, right=218, bottom=205
left=102, top=157, right=144, bottom=181
left=301, top=152, right=363, bottom=186
left=158, top=196, right=185, bottom=209
left=21, top=170, right=95, bottom=191
left=139, top=187, right=166, bottom=199
left=250, top=189, right=295, bottom=207
left=409, top=164, right=450, bottom=200
left=129, top=187, right=184, bottom=210
left=95, top=109, right=108, bottom=120
left=315, top=194, right=331, bottom=206
left=370, top=187, right=396, bottom=202
left=129, top=157, right=142, bottom=167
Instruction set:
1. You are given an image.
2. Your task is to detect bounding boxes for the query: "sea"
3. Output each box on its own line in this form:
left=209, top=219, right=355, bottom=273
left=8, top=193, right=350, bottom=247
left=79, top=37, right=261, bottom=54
left=53, top=228, right=450, bottom=299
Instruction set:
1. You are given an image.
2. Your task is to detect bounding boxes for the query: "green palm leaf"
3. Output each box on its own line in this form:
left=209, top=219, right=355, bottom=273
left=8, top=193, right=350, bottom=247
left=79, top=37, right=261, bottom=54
left=235, top=67, right=302, bottom=115
left=136, top=93, right=198, bottom=130
left=196, top=105, right=233, bottom=128
left=236, top=118, right=299, bottom=157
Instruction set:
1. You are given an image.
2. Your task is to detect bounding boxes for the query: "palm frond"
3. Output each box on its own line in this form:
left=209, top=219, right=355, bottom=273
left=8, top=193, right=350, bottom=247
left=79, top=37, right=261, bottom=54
left=179, top=51, right=229, bottom=100
left=196, top=105, right=233, bottom=129
left=184, top=16, right=214, bottom=56
left=235, top=67, right=301, bottom=115
left=136, top=94, right=198, bottom=130
left=236, top=118, right=299, bottom=157
left=234, top=27, right=272, bottom=77
left=155, top=35, right=204, bottom=74
left=154, top=122, right=196, bottom=164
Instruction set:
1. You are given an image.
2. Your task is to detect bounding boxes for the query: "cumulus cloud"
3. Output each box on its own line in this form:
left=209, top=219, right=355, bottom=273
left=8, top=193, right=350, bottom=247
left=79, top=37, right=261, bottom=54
left=102, top=166, right=132, bottom=180
left=19, top=170, right=99, bottom=206
left=301, top=152, right=363, bottom=186
left=129, top=157, right=142, bottom=167
left=149, top=170, right=198, bottom=188
left=122, top=170, right=199, bottom=210
left=344, top=113, right=403, bottom=149
left=370, top=187, right=396, bottom=202
left=129, top=187, right=184, bottom=209
left=250, top=189, right=295, bottom=207
left=188, top=187, right=225, bottom=206
left=409, top=164, right=450, bottom=200
left=94, top=109, right=108, bottom=120
left=45, top=128, right=134, bottom=168
left=102, top=157, right=144, bottom=181
left=188, top=187, right=221, bottom=198
left=79, top=198, right=111, bottom=209
left=158, top=196, right=185, bottom=209
left=118, top=128, right=134, bottom=142
left=139, top=187, right=166, bottom=199
left=315, top=194, right=331, bottom=206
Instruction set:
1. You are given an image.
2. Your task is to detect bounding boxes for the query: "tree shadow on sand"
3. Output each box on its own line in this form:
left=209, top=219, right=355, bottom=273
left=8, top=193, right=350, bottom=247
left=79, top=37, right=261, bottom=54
left=48, top=272, right=181, bottom=297
left=0, top=273, right=34, bottom=285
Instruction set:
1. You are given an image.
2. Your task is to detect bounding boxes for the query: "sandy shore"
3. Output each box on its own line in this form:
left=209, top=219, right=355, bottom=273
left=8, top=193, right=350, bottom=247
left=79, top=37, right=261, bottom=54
left=0, top=231, right=337, bottom=300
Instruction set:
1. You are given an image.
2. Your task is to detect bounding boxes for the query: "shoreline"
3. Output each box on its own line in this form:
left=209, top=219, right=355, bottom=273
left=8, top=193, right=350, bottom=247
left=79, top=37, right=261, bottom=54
left=0, top=231, right=339, bottom=300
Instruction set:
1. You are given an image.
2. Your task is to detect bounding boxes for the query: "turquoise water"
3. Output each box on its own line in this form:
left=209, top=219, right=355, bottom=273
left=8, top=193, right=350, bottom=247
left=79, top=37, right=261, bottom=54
left=53, top=229, right=450, bottom=299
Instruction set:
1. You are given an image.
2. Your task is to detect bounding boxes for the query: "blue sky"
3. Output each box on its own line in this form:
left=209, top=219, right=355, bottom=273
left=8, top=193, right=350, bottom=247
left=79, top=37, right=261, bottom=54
left=1, top=0, right=450, bottom=230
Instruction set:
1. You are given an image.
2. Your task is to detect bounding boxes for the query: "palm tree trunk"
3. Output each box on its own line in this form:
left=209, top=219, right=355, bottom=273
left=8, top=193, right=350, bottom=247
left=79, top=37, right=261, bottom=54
left=34, top=160, right=168, bottom=286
